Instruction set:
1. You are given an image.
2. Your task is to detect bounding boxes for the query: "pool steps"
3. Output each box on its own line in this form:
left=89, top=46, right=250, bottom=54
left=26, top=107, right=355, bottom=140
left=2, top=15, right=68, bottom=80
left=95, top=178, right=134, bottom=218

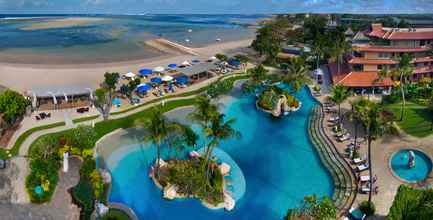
left=308, top=106, right=357, bottom=215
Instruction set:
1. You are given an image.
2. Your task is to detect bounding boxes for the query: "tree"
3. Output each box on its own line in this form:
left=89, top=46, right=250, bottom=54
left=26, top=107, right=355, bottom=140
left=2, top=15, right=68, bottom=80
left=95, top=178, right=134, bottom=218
left=428, top=96, right=433, bottom=131
left=387, top=185, right=433, bottom=220
left=234, top=54, right=249, bottom=64
left=328, top=85, right=351, bottom=123
left=215, top=53, right=228, bottom=62
left=283, top=57, right=312, bottom=93
left=138, top=106, right=182, bottom=179
left=286, top=195, right=337, bottom=220
left=251, top=26, right=281, bottom=64
left=0, top=89, right=29, bottom=125
left=354, top=99, right=398, bottom=203
left=204, top=112, right=239, bottom=185
left=249, top=64, right=268, bottom=84
left=127, top=78, right=141, bottom=99
left=395, top=53, right=414, bottom=121
left=329, top=30, right=351, bottom=74
left=94, top=72, right=120, bottom=120
left=70, top=125, right=97, bottom=156
left=312, top=34, right=327, bottom=69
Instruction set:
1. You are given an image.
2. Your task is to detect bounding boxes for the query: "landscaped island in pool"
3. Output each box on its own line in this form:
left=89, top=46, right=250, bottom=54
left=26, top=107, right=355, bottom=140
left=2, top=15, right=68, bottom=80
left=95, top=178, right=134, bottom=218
left=101, top=86, right=334, bottom=220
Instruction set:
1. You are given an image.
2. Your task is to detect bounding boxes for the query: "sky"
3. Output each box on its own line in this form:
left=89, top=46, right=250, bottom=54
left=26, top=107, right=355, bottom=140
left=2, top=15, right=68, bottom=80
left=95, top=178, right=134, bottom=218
left=1, top=0, right=433, bottom=14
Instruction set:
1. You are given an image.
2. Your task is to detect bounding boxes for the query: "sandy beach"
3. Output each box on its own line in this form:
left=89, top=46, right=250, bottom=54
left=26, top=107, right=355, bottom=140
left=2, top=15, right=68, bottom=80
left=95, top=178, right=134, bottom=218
left=19, top=17, right=108, bottom=30
left=0, top=38, right=253, bottom=91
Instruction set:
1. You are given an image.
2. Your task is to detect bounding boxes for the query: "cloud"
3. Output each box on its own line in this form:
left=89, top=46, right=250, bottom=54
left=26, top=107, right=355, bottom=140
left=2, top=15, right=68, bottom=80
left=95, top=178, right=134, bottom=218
left=1, top=0, right=433, bottom=14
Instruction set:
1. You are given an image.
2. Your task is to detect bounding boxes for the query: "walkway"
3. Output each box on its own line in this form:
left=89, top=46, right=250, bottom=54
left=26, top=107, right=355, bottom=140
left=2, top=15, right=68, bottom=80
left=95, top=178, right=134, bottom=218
left=0, top=157, right=82, bottom=220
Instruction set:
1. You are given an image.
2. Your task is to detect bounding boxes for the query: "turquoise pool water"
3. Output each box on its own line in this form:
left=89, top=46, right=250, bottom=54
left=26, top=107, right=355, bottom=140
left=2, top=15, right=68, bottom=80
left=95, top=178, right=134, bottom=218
left=390, top=149, right=433, bottom=182
left=104, top=87, right=334, bottom=220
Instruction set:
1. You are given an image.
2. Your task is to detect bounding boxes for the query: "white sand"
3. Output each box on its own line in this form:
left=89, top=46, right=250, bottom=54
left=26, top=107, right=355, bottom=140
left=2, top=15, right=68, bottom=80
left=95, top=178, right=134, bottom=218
left=19, top=17, right=108, bottom=30
left=0, top=39, right=253, bottom=92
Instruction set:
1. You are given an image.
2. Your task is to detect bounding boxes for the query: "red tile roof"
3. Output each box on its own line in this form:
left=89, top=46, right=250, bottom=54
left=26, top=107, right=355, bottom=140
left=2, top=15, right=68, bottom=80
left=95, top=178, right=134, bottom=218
left=348, top=56, right=433, bottom=65
left=367, top=23, right=433, bottom=40
left=354, top=45, right=431, bottom=52
left=328, top=61, right=394, bottom=88
left=337, top=72, right=394, bottom=87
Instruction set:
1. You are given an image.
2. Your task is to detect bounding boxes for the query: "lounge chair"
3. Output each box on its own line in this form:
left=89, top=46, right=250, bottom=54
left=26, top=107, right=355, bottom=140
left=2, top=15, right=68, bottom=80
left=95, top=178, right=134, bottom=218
left=353, top=157, right=366, bottom=164
left=359, top=175, right=370, bottom=182
left=338, top=133, right=351, bottom=142
left=357, top=163, right=369, bottom=172
left=328, top=116, right=339, bottom=122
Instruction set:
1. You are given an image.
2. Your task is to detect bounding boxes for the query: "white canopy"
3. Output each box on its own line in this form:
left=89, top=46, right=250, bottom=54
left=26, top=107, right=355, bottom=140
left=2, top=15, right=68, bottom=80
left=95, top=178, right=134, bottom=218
left=153, top=66, right=165, bottom=72
left=162, top=75, right=174, bottom=82
left=210, top=56, right=217, bottom=60
left=125, top=72, right=136, bottom=78
left=181, top=61, right=191, bottom=66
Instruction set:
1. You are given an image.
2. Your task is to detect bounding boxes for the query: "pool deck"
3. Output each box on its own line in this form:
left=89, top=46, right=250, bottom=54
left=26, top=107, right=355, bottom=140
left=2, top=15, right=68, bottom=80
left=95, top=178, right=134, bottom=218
left=312, top=87, right=433, bottom=219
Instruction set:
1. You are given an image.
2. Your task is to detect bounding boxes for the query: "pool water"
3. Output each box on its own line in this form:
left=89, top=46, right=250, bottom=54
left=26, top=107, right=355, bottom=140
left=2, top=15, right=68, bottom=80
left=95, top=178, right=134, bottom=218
left=104, top=87, right=334, bottom=220
left=390, top=149, right=433, bottom=182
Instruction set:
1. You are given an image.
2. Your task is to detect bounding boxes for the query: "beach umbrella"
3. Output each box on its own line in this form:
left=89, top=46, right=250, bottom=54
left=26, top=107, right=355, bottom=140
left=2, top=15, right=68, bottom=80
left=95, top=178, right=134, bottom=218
left=162, top=75, right=174, bottom=82
left=167, top=63, right=177, bottom=68
left=228, top=60, right=241, bottom=66
left=181, top=61, right=191, bottom=66
left=153, top=66, right=165, bottom=73
left=192, top=59, right=200, bottom=64
left=210, top=56, right=217, bottom=60
left=136, top=83, right=151, bottom=93
left=112, top=98, right=121, bottom=106
left=150, top=77, right=162, bottom=84
left=125, top=72, right=135, bottom=78
left=139, top=68, right=153, bottom=76
left=175, top=75, right=189, bottom=85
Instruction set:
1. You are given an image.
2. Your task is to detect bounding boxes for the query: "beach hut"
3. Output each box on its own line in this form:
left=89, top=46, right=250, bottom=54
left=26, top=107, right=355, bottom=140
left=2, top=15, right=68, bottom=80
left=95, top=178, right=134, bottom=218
left=153, top=66, right=165, bottom=73
left=167, top=63, right=177, bottom=68
left=162, top=75, right=174, bottom=82
left=139, top=68, right=153, bottom=77
left=136, top=83, right=151, bottom=93
left=150, top=77, right=162, bottom=84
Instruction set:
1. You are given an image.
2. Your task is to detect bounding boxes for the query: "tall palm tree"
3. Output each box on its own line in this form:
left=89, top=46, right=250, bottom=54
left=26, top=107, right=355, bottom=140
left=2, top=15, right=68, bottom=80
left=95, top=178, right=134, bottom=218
left=328, top=85, right=351, bottom=123
left=138, top=106, right=181, bottom=179
left=284, top=57, right=312, bottom=92
left=330, top=33, right=351, bottom=74
left=354, top=99, right=398, bottom=203
left=395, top=53, right=414, bottom=121
left=204, top=112, right=240, bottom=184
left=312, top=35, right=327, bottom=70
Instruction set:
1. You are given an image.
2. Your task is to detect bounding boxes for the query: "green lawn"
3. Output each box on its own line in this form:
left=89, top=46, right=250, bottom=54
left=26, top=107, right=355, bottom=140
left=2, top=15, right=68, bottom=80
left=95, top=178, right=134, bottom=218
left=101, top=209, right=131, bottom=220
left=385, top=102, right=433, bottom=138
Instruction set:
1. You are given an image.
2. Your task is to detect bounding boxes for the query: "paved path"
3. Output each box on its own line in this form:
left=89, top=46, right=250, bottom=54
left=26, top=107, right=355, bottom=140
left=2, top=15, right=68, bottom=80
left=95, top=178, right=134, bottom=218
left=0, top=157, right=82, bottom=220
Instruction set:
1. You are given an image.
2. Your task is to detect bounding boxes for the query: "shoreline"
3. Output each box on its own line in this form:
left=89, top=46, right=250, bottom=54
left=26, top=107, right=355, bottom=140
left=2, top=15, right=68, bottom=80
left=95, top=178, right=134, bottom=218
left=0, top=38, right=253, bottom=91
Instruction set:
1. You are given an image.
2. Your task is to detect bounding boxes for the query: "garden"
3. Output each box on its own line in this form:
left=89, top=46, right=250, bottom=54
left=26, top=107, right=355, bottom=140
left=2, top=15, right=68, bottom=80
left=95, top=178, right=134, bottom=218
left=383, top=78, right=433, bottom=137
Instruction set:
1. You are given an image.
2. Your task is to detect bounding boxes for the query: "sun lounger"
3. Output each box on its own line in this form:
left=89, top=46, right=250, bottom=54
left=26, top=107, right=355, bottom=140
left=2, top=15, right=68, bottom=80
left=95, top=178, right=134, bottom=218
left=353, top=158, right=364, bottom=164
left=360, top=175, right=370, bottom=182
left=328, top=116, right=339, bottom=122
left=361, top=185, right=371, bottom=193
left=357, top=163, right=369, bottom=172
left=338, top=133, right=351, bottom=142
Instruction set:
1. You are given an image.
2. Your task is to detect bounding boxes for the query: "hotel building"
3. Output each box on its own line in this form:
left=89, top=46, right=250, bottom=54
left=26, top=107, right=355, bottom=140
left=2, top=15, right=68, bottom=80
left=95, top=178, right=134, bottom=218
left=330, top=23, right=433, bottom=93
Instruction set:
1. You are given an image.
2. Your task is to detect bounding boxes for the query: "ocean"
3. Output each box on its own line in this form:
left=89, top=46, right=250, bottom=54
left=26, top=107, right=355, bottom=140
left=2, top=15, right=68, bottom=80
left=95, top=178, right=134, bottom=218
left=0, top=14, right=265, bottom=64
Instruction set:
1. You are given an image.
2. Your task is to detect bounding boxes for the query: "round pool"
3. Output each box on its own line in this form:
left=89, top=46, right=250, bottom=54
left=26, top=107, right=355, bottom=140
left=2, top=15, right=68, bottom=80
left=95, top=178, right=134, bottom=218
left=390, top=149, right=433, bottom=183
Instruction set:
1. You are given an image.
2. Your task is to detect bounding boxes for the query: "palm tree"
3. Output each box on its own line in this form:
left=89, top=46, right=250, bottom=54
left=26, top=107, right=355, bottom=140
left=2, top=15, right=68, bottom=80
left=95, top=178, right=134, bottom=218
left=428, top=95, right=433, bottom=131
left=328, top=85, right=351, bottom=123
left=283, top=57, right=312, bottom=92
left=138, top=106, right=181, bottom=179
left=204, top=112, right=240, bottom=184
left=312, top=35, right=327, bottom=70
left=353, top=99, right=398, bottom=203
left=330, top=33, right=351, bottom=74
left=395, top=53, right=414, bottom=121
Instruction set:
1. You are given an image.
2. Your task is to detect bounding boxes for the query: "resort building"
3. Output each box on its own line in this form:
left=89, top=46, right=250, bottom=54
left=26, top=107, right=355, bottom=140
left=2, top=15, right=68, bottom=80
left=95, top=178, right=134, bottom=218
left=330, top=23, right=433, bottom=93
left=27, top=85, right=94, bottom=111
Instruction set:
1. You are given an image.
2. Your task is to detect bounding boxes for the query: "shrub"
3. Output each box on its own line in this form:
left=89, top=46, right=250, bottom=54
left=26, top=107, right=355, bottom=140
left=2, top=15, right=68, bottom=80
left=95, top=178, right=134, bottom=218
left=359, top=201, right=375, bottom=216
left=387, top=185, right=433, bottom=220
left=72, top=178, right=95, bottom=219
left=0, top=89, right=29, bottom=125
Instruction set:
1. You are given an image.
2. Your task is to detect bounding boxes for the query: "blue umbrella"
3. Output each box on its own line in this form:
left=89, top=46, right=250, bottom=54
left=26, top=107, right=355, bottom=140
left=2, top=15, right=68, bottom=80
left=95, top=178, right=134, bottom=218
left=136, top=83, right=151, bottom=93
left=192, top=59, right=200, bottom=63
left=228, top=60, right=241, bottom=66
left=139, top=68, right=153, bottom=76
left=175, top=75, right=189, bottom=85
left=112, top=98, right=121, bottom=106
left=168, top=63, right=177, bottom=68
left=150, top=77, right=162, bottom=84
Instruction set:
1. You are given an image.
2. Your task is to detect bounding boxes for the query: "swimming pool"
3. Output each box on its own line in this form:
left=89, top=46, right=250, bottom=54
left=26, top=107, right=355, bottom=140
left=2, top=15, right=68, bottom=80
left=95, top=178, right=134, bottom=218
left=390, top=149, right=433, bottom=183
left=103, top=87, right=334, bottom=220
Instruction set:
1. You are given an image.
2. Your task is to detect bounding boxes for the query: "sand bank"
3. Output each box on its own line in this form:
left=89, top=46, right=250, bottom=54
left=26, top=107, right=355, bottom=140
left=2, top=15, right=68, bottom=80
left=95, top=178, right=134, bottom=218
left=19, top=17, right=108, bottom=30
left=0, top=38, right=253, bottom=91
